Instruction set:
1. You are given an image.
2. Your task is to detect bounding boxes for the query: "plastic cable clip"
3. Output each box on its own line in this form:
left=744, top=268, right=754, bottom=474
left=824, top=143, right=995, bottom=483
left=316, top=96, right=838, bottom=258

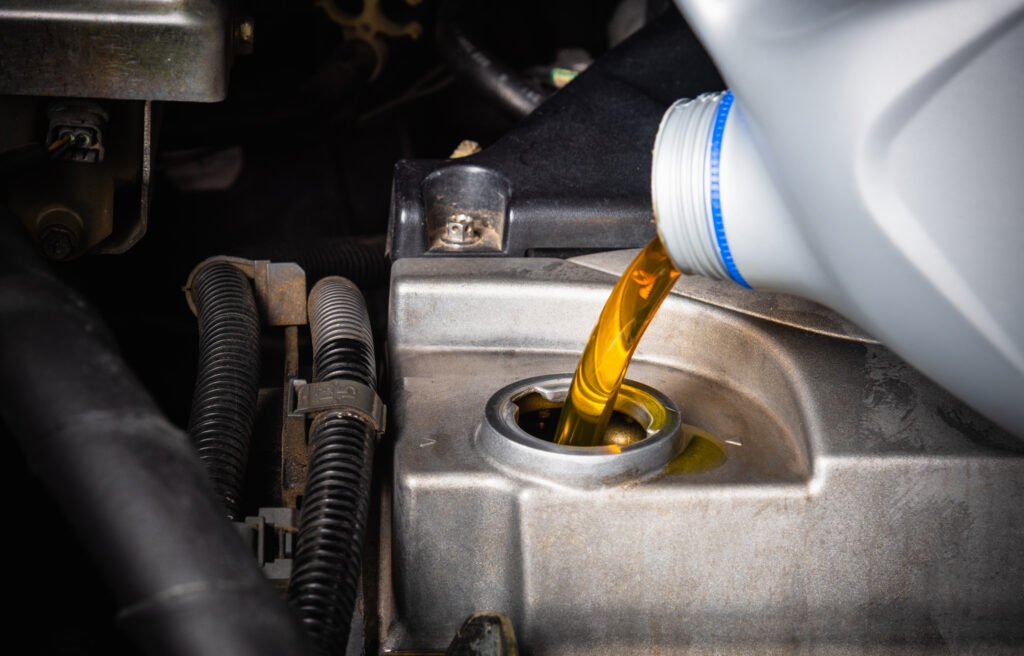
left=288, top=378, right=387, bottom=434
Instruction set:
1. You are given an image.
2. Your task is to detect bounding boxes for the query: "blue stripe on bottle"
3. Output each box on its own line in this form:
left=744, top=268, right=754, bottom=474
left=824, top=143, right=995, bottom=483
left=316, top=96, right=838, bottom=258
left=709, top=91, right=751, bottom=288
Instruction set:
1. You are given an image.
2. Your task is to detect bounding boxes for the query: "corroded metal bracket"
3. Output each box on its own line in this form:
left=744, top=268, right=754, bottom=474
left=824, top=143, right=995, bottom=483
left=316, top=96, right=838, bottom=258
left=184, top=256, right=307, bottom=327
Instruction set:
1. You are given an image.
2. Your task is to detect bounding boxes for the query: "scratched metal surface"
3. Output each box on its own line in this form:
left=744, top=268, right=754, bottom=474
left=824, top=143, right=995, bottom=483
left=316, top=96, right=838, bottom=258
left=382, top=256, right=1024, bottom=654
left=0, top=0, right=229, bottom=101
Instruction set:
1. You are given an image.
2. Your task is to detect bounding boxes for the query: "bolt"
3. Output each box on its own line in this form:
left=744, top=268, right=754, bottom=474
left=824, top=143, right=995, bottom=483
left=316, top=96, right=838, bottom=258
left=39, top=224, right=79, bottom=261
left=441, top=214, right=481, bottom=246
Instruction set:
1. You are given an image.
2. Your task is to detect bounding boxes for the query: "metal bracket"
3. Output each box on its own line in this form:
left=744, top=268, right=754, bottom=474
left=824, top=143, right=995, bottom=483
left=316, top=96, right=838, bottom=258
left=289, top=378, right=387, bottom=434
left=184, top=256, right=308, bottom=326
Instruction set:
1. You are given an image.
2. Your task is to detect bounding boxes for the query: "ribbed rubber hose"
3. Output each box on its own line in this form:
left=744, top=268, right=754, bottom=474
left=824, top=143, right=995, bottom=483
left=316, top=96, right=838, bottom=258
left=238, top=238, right=389, bottom=292
left=187, top=262, right=261, bottom=521
left=289, top=277, right=378, bottom=655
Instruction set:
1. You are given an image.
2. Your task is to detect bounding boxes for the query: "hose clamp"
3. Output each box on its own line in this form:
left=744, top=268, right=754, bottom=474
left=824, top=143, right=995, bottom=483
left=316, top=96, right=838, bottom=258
left=289, top=378, right=387, bottom=434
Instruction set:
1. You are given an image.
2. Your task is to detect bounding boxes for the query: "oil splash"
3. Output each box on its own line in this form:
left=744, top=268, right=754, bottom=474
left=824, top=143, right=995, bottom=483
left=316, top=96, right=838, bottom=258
left=664, top=429, right=727, bottom=475
left=555, top=238, right=680, bottom=446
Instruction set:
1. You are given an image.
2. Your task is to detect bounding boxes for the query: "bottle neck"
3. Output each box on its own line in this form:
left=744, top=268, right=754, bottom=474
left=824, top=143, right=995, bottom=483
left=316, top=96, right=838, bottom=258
left=653, top=90, right=825, bottom=297
left=652, top=91, right=748, bottom=286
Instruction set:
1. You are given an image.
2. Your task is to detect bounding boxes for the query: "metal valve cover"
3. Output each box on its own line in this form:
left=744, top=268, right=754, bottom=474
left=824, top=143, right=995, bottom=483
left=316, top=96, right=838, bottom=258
left=382, top=252, right=1024, bottom=655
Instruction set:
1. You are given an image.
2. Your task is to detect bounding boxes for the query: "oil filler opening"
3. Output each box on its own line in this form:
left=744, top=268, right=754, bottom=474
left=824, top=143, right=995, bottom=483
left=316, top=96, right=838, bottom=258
left=478, top=374, right=687, bottom=487
left=512, top=383, right=666, bottom=448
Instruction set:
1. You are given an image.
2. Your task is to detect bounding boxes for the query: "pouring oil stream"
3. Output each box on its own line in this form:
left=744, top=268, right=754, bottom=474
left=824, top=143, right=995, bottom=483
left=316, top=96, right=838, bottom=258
left=555, top=238, right=681, bottom=446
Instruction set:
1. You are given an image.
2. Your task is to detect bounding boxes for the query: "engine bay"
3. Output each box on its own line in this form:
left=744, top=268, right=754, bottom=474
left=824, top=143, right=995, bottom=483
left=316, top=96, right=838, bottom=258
left=2, top=2, right=1022, bottom=655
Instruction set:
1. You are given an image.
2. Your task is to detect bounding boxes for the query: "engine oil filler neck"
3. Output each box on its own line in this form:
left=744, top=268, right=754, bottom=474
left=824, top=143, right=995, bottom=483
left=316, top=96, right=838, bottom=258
left=478, top=373, right=690, bottom=487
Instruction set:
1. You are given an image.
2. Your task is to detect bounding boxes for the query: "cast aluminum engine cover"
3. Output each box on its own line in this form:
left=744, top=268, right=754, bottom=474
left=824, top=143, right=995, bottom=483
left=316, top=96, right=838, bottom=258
left=382, top=252, right=1024, bottom=655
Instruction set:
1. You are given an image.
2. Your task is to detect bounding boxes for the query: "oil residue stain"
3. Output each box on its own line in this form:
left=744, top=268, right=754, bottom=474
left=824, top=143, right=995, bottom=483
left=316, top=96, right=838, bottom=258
left=555, top=238, right=680, bottom=446
left=664, top=429, right=727, bottom=475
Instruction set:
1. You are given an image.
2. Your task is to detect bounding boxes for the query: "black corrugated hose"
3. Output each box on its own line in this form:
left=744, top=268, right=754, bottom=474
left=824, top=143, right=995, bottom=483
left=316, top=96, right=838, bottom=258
left=237, top=237, right=389, bottom=292
left=289, top=276, right=379, bottom=655
left=187, top=262, right=261, bottom=520
left=0, top=217, right=311, bottom=655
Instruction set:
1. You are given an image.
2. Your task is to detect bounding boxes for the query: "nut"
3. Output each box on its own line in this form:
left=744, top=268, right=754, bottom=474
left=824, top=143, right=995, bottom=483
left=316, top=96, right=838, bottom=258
left=39, top=224, right=80, bottom=261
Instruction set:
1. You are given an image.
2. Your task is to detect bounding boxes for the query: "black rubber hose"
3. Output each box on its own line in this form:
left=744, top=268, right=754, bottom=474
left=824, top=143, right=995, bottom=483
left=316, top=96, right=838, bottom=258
left=437, top=0, right=547, bottom=118
left=289, top=277, right=378, bottom=655
left=237, top=237, right=390, bottom=291
left=187, top=262, right=261, bottom=520
left=0, top=217, right=311, bottom=656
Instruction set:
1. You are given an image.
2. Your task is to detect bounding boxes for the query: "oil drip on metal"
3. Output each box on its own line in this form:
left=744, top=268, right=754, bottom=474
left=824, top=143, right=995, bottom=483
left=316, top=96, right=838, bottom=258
left=663, top=431, right=726, bottom=474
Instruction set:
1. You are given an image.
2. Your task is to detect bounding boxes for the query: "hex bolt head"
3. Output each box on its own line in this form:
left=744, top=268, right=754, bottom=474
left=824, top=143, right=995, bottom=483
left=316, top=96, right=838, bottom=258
left=39, top=224, right=80, bottom=261
left=442, top=214, right=481, bottom=245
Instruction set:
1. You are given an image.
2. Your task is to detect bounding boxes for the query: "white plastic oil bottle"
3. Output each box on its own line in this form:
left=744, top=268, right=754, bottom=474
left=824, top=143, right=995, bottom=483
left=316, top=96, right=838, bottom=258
left=652, top=0, right=1024, bottom=437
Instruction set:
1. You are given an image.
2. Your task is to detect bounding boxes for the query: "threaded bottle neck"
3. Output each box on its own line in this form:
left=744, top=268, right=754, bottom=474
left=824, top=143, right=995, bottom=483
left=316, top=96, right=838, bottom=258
left=652, top=90, right=738, bottom=283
